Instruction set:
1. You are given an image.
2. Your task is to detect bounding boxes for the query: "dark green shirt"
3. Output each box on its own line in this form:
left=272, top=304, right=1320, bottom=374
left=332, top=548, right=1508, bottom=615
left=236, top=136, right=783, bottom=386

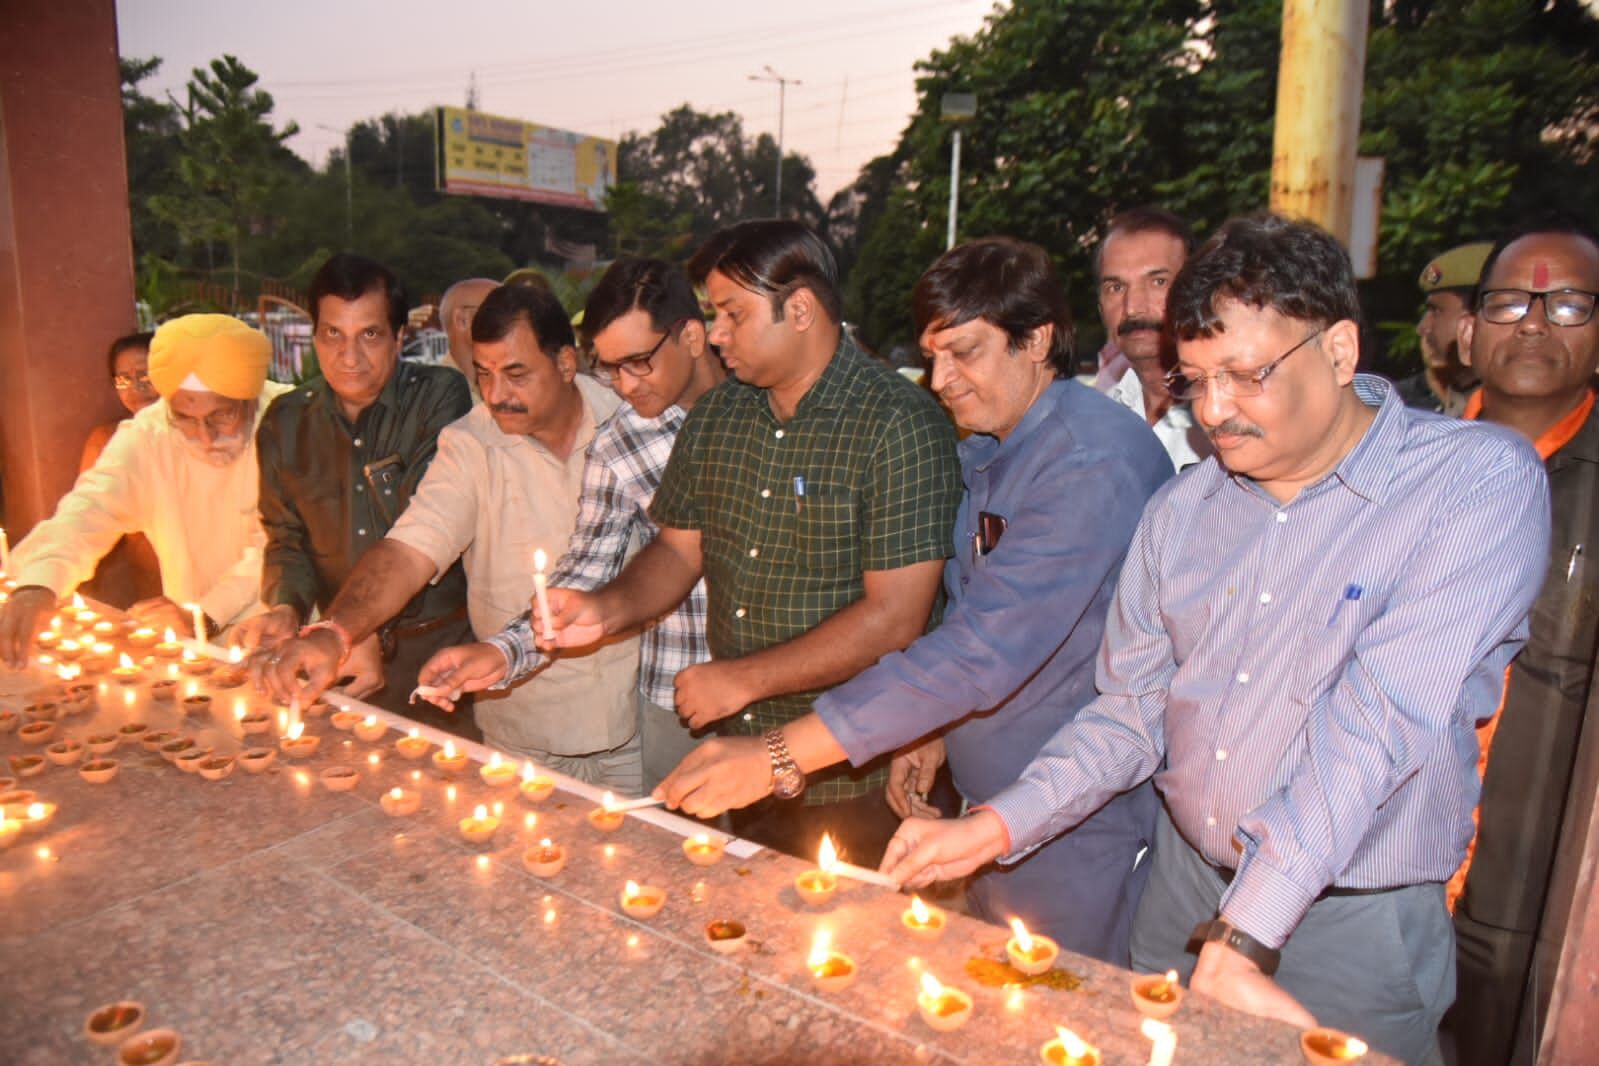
left=651, top=336, right=961, bottom=802
left=257, top=361, right=471, bottom=626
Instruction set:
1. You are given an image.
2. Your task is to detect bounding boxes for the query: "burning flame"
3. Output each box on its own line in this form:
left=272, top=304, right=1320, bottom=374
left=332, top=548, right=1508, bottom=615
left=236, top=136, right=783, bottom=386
left=182, top=648, right=198, bottom=663
left=55, top=664, right=74, bottom=681
left=49, top=615, right=63, bottom=632
left=362, top=715, right=377, bottom=728
left=623, top=879, right=642, bottom=901
left=163, top=627, right=177, bottom=643
left=368, top=753, right=380, bottom=766
left=286, top=722, right=305, bottom=741
left=540, top=837, right=552, bottom=848
left=602, top=790, right=617, bottom=812
left=473, top=804, right=488, bottom=821
left=492, top=801, right=504, bottom=817
left=524, top=813, right=537, bottom=831
left=92, top=642, right=114, bottom=655
left=807, top=929, right=833, bottom=970
left=910, top=895, right=932, bottom=925
left=27, top=802, right=46, bottom=819
left=1056, top=1027, right=1089, bottom=1057
left=817, top=832, right=838, bottom=874
left=228, top=645, right=244, bottom=664
left=1009, top=917, right=1034, bottom=953
left=488, top=751, right=502, bottom=768
left=71, top=593, right=85, bottom=610
left=533, top=548, right=548, bottom=572
left=693, top=833, right=711, bottom=848
left=390, top=788, right=402, bottom=800
left=919, top=971, right=946, bottom=999
left=119, top=653, right=134, bottom=669
left=443, top=740, right=456, bottom=758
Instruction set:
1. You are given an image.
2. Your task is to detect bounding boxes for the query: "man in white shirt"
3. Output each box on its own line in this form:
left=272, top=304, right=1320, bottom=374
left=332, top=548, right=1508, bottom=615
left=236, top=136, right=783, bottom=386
left=257, top=284, right=643, bottom=791
left=0, top=314, right=290, bottom=667
left=1093, top=206, right=1212, bottom=470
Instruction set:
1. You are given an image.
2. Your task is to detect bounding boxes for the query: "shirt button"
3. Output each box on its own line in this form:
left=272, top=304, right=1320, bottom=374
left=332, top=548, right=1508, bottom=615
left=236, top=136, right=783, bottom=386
left=774, top=429, right=785, bottom=439
left=1259, top=592, right=1271, bottom=604
left=760, top=489, right=771, bottom=499
left=357, top=528, right=368, bottom=536
left=748, top=548, right=759, bottom=558
left=734, top=608, right=746, bottom=619
left=1275, top=512, right=1288, bottom=524
left=355, top=484, right=364, bottom=493
left=1206, top=816, right=1218, bottom=828
left=353, top=437, right=364, bottom=448
left=1215, top=749, right=1228, bottom=761
left=742, top=712, right=754, bottom=722
left=1236, top=672, right=1250, bottom=684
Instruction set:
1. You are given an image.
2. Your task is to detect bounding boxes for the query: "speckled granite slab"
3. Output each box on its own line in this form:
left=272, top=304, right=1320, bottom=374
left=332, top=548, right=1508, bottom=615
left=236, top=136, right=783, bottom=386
left=0, top=622, right=1392, bottom=1065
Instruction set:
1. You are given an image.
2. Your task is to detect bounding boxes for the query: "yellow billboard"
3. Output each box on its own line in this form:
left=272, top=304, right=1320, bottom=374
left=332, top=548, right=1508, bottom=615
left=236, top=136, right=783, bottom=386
left=436, top=106, right=616, bottom=212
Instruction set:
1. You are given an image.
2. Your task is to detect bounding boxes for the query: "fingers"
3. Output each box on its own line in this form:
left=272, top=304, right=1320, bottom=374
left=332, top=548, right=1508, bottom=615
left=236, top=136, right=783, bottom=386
left=914, top=755, right=939, bottom=795
left=886, top=786, right=913, bottom=820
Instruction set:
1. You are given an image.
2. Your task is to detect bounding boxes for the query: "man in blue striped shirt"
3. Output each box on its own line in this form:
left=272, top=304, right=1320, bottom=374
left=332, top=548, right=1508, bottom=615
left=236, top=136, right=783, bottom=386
left=882, top=214, right=1551, bottom=1064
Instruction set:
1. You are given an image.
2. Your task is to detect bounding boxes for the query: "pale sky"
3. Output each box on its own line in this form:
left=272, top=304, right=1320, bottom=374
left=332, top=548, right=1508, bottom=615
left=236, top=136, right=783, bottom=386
left=116, top=0, right=997, bottom=200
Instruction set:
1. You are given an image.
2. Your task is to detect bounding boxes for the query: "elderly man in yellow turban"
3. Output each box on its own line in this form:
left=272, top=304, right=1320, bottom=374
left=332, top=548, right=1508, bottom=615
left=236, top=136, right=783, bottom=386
left=0, top=314, right=293, bottom=668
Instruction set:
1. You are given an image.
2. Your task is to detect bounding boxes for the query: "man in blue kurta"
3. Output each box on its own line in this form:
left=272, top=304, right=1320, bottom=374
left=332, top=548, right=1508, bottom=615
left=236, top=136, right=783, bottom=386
left=655, top=237, right=1173, bottom=964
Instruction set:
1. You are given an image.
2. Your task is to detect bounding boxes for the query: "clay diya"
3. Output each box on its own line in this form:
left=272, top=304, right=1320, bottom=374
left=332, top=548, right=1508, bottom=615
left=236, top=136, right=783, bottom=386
left=901, top=894, right=947, bottom=941
left=479, top=752, right=517, bottom=787
left=237, top=747, right=277, bottom=774
left=9, top=754, right=46, bottom=778
left=916, top=971, right=974, bottom=1032
left=86, top=732, right=120, bottom=756
left=619, top=880, right=666, bottom=919
left=1006, top=917, right=1060, bottom=976
left=79, top=758, right=121, bottom=784
left=1131, top=970, right=1184, bottom=1021
left=62, top=683, right=98, bottom=711
left=380, top=786, right=421, bottom=816
left=181, top=693, right=213, bottom=716
left=118, top=1027, right=181, bottom=1066
left=794, top=868, right=837, bottom=906
left=45, top=738, right=84, bottom=766
left=352, top=715, right=388, bottom=743
left=330, top=710, right=363, bottom=732
left=431, top=740, right=469, bottom=776
left=127, top=627, right=159, bottom=650
left=0, top=709, right=16, bottom=733
left=54, top=639, right=84, bottom=661
left=682, top=833, right=726, bottom=867
left=1040, top=1026, right=1100, bottom=1066
left=239, top=712, right=272, bottom=735
left=521, top=838, right=566, bottom=877
left=24, top=700, right=59, bottom=721
left=175, top=747, right=212, bottom=774
left=150, top=679, right=179, bottom=702
left=160, top=737, right=197, bottom=763
left=152, top=629, right=183, bottom=658
left=140, top=729, right=177, bottom=751
left=198, top=755, right=236, bottom=782
left=112, top=654, right=142, bottom=684
left=117, top=722, right=150, bottom=741
left=806, top=930, right=856, bottom=992
left=19, top=720, right=56, bottom=745
left=179, top=649, right=213, bottom=677
left=85, top=1001, right=145, bottom=1047
left=705, top=919, right=747, bottom=955
left=320, top=765, right=360, bottom=792
left=518, top=765, right=555, bottom=803
left=0, top=816, right=21, bottom=849
left=1300, top=1028, right=1369, bottom=1066
left=279, top=723, right=320, bottom=758
left=459, top=803, right=500, bottom=843
left=394, top=728, right=430, bottom=760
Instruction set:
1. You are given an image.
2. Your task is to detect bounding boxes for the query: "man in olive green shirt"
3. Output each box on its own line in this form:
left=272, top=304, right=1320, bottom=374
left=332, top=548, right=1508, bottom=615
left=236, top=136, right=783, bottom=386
left=240, top=253, right=476, bottom=735
left=541, top=221, right=961, bottom=864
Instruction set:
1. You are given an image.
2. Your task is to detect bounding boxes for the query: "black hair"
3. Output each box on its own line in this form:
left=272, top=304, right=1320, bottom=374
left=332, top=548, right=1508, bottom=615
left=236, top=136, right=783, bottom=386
left=1475, top=213, right=1599, bottom=306
left=471, top=282, right=575, bottom=357
left=307, top=253, right=407, bottom=334
left=688, top=220, right=842, bottom=323
left=912, top=237, right=1075, bottom=378
left=1168, top=212, right=1360, bottom=340
left=581, top=257, right=704, bottom=348
left=1094, top=206, right=1196, bottom=279
left=107, top=331, right=155, bottom=377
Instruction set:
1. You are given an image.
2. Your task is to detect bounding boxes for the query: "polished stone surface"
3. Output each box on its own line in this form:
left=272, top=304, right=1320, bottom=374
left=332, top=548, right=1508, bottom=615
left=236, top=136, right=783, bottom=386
left=0, top=631, right=1391, bottom=1064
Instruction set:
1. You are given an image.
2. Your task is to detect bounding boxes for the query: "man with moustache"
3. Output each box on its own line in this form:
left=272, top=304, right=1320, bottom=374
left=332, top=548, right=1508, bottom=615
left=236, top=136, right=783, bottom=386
left=0, top=314, right=290, bottom=666
left=1401, top=241, right=1491, bottom=415
left=882, top=214, right=1550, bottom=1064
left=538, top=220, right=961, bottom=863
left=259, top=283, right=642, bottom=789
left=418, top=257, right=725, bottom=791
left=1448, top=218, right=1599, bottom=1066
left=1094, top=207, right=1211, bottom=469
left=241, top=253, right=475, bottom=732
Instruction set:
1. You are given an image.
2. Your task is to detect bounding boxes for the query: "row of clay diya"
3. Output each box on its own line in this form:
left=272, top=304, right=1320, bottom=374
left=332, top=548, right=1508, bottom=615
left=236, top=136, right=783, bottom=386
left=84, top=999, right=206, bottom=1066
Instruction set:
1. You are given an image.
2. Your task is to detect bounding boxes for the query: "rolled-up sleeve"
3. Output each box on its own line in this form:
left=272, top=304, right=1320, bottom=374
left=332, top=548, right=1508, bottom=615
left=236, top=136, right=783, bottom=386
left=13, top=422, right=147, bottom=596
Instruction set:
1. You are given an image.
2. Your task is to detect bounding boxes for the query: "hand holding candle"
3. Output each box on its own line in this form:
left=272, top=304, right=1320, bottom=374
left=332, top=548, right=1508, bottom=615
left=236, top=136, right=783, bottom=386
left=532, top=549, right=554, bottom=641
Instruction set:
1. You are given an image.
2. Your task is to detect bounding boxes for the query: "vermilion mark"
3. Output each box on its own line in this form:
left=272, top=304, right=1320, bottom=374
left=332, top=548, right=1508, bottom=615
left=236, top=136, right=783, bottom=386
left=1532, top=261, right=1551, bottom=289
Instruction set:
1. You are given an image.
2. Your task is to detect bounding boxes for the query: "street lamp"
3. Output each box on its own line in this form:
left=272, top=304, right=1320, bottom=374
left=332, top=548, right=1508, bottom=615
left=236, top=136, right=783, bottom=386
left=940, top=93, right=977, bottom=250
left=749, top=65, right=801, bottom=218
left=317, top=123, right=353, bottom=246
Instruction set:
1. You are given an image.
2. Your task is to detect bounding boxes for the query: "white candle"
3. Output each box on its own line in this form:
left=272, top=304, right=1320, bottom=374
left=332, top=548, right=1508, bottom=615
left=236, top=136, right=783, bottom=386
left=532, top=549, right=554, bottom=641
left=0, top=526, right=9, bottom=574
left=186, top=602, right=206, bottom=645
left=1141, top=1018, right=1177, bottom=1066
left=287, top=695, right=302, bottom=733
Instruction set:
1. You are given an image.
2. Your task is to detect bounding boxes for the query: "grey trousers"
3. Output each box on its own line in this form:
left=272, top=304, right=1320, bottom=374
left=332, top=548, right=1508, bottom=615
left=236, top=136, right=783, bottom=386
left=1131, top=807, right=1453, bottom=1066
left=639, top=691, right=701, bottom=793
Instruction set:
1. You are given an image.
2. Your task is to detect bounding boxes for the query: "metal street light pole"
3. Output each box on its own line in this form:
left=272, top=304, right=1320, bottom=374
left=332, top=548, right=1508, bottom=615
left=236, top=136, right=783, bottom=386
left=748, top=66, right=801, bottom=217
left=317, top=123, right=353, bottom=246
left=940, top=93, right=977, bottom=250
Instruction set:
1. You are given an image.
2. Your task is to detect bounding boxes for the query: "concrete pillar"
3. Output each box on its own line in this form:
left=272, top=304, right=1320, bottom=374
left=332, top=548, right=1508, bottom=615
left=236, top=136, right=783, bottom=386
left=0, top=0, right=136, bottom=535
left=1269, top=0, right=1369, bottom=245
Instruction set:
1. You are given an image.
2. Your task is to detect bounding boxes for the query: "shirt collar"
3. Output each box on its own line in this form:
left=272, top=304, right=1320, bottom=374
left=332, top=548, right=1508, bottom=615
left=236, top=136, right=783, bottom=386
left=963, top=378, right=1069, bottom=472
left=790, top=334, right=868, bottom=417
left=314, top=360, right=406, bottom=430
left=1197, top=373, right=1401, bottom=503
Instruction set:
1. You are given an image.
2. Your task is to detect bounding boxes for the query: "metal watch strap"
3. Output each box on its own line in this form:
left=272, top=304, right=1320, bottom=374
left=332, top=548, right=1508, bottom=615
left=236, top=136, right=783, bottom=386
left=1195, top=918, right=1282, bottom=976
left=764, top=727, right=803, bottom=799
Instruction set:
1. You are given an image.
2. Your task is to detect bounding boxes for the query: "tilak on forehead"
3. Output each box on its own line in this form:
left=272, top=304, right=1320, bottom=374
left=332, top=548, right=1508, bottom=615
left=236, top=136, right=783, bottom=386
left=1532, top=261, right=1551, bottom=289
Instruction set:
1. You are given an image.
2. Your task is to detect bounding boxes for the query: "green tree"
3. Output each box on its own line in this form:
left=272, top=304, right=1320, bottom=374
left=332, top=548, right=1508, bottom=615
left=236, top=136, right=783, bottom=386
left=121, top=56, right=183, bottom=267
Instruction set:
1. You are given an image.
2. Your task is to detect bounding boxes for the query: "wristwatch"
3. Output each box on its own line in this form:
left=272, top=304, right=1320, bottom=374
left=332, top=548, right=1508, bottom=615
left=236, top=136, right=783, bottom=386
left=764, top=727, right=806, bottom=800
left=1194, top=918, right=1281, bottom=976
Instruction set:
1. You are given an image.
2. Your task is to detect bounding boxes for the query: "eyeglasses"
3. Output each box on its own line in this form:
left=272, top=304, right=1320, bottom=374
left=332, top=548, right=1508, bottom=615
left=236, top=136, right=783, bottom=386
left=1477, top=288, right=1598, bottom=328
left=166, top=403, right=248, bottom=437
left=591, top=320, right=685, bottom=385
left=113, top=372, right=155, bottom=392
left=1165, top=326, right=1327, bottom=403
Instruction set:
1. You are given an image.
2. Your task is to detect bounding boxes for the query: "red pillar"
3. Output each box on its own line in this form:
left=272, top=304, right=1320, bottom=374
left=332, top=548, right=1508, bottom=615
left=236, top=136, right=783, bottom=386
left=0, top=0, right=136, bottom=535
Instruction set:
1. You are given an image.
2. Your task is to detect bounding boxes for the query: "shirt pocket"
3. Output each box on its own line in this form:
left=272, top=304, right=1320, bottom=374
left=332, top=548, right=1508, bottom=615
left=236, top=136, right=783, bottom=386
left=795, top=488, right=859, bottom=574
left=1289, top=591, right=1379, bottom=700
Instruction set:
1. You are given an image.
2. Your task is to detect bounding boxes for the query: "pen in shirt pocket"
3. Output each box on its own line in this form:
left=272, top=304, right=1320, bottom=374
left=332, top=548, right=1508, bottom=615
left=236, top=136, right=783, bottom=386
left=793, top=475, right=806, bottom=515
left=1328, top=584, right=1362, bottom=625
left=1567, top=543, right=1583, bottom=583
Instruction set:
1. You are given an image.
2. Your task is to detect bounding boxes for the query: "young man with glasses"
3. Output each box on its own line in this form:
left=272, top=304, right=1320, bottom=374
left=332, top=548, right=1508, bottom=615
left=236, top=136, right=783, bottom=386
left=1448, top=218, right=1599, bottom=1066
left=881, top=213, right=1551, bottom=1064
left=418, top=257, right=726, bottom=792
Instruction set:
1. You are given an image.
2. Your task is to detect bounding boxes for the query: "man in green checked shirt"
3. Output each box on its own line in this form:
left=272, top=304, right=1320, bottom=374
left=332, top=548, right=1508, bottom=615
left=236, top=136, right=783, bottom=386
left=541, top=220, right=961, bottom=865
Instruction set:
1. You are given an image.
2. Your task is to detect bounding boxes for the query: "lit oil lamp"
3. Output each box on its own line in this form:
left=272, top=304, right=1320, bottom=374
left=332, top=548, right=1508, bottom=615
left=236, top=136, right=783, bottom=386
left=45, top=738, right=84, bottom=766
left=86, top=733, right=120, bottom=756
left=126, top=627, right=158, bottom=650
left=79, top=758, right=121, bottom=784
left=916, top=970, right=974, bottom=1032
left=212, top=646, right=248, bottom=687
left=806, top=929, right=856, bottom=992
left=1131, top=970, right=1184, bottom=1021
left=1040, top=1025, right=1099, bottom=1066
left=280, top=722, right=320, bottom=758
left=1300, top=1028, right=1369, bottom=1066
left=331, top=709, right=363, bottom=732
left=111, top=652, right=142, bottom=684
left=381, top=786, right=421, bottom=816
left=395, top=727, right=430, bottom=760
left=682, top=832, right=726, bottom=866
left=350, top=714, right=387, bottom=743
left=93, top=620, right=116, bottom=638
left=36, top=625, right=61, bottom=650
left=518, top=838, right=564, bottom=878
left=619, top=879, right=666, bottom=919
left=9, top=753, right=46, bottom=778
left=479, top=751, right=517, bottom=787
left=84, top=1001, right=145, bottom=1047
left=198, top=755, right=236, bottom=782
left=587, top=791, right=626, bottom=832
left=179, top=647, right=213, bottom=676
left=117, top=1026, right=180, bottom=1066
left=71, top=594, right=99, bottom=627
left=519, top=761, right=554, bottom=802
left=55, top=638, right=84, bottom=662
left=1006, top=917, right=1060, bottom=976
left=432, top=739, right=469, bottom=776
left=23, top=800, right=57, bottom=833
left=704, top=919, right=747, bottom=954
left=237, top=747, right=276, bottom=774
left=901, top=894, right=947, bottom=941
left=459, top=803, right=500, bottom=843
left=54, top=662, right=81, bottom=685
left=153, top=628, right=183, bottom=658
left=320, top=765, right=360, bottom=792
left=795, top=833, right=841, bottom=905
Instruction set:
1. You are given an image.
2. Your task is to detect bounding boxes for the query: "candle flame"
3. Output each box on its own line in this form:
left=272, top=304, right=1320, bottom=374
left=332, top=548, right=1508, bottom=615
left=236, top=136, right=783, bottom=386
left=443, top=740, right=456, bottom=758
left=72, top=593, right=85, bottom=609
left=55, top=664, right=72, bottom=680
left=229, top=645, right=244, bottom=663
left=408, top=727, right=420, bottom=740
left=287, top=722, right=304, bottom=741
left=533, top=548, right=548, bottom=572
left=473, top=804, right=488, bottom=820
left=540, top=837, right=552, bottom=848
left=1056, top=1027, right=1089, bottom=1057
left=182, top=648, right=198, bottom=663
left=818, top=832, right=838, bottom=873
left=524, top=813, right=537, bottom=830
left=1009, top=916, right=1033, bottom=953
left=488, top=751, right=502, bottom=768
left=602, top=790, right=617, bottom=812
left=919, top=971, right=946, bottom=998
left=1165, top=969, right=1179, bottom=985
left=390, top=788, right=402, bottom=800
left=164, top=627, right=177, bottom=643
left=362, top=715, right=377, bottom=727
left=807, top=929, right=833, bottom=970
left=693, top=833, right=710, bottom=847
left=521, top=760, right=535, bottom=781
left=446, top=785, right=457, bottom=802
left=623, top=879, right=641, bottom=900
left=910, top=895, right=931, bottom=924
left=27, top=802, right=45, bottom=819
left=119, top=653, right=134, bottom=669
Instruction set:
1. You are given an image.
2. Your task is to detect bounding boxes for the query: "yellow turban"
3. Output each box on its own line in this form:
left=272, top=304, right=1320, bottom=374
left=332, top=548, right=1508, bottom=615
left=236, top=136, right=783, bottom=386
left=148, top=314, right=271, bottom=400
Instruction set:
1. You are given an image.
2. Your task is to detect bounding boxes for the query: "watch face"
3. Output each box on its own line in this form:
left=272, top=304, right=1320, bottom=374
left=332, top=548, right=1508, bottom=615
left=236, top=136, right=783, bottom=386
left=772, top=766, right=805, bottom=800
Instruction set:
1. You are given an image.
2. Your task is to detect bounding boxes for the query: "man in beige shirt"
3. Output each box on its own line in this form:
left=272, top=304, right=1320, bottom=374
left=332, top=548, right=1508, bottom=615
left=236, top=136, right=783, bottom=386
left=258, top=284, right=642, bottom=789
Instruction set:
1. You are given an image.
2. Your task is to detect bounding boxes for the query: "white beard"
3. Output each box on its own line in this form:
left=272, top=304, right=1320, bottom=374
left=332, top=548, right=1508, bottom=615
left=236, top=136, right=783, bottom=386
left=181, top=431, right=249, bottom=468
